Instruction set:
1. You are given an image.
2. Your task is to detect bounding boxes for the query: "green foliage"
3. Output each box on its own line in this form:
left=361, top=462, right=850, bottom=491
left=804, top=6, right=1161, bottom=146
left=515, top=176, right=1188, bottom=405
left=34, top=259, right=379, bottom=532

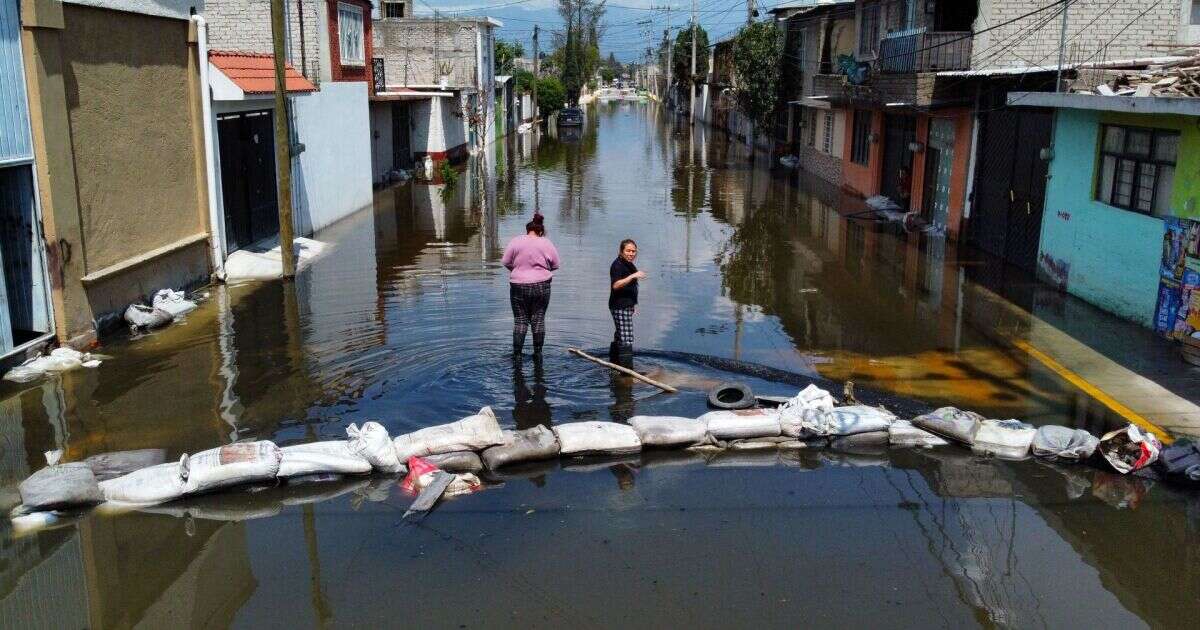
left=732, top=21, right=783, bottom=138
left=587, top=78, right=598, bottom=91
left=600, top=67, right=615, bottom=83
left=537, top=77, right=567, bottom=115
left=514, top=69, right=537, bottom=94
left=673, top=26, right=710, bottom=87
left=494, top=40, right=525, bottom=75
left=438, top=160, right=458, bottom=187
left=555, top=0, right=605, bottom=104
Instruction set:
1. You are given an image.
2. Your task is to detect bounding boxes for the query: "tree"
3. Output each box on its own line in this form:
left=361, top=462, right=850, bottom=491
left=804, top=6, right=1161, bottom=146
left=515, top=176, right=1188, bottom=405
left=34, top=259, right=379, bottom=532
left=537, top=77, right=567, bottom=116
left=494, top=40, right=525, bottom=75
left=555, top=0, right=606, bottom=104
left=514, top=69, right=537, bottom=94
left=732, top=21, right=782, bottom=145
left=600, top=66, right=615, bottom=84
left=673, top=26, right=710, bottom=88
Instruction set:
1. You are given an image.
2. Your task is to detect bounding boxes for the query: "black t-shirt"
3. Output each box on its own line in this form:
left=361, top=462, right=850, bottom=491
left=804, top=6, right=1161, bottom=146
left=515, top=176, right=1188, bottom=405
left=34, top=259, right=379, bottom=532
left=609, top=257, right=638, bottom=309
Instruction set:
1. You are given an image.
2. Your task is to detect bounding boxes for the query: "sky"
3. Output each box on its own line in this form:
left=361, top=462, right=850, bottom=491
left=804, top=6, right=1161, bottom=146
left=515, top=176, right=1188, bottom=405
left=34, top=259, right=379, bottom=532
left=399, top=1, right=810, bottom=63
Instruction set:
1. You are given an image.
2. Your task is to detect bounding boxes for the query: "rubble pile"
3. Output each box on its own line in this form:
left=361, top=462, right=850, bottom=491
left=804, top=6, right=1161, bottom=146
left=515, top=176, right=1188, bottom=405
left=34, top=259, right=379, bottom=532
left=1073, top=56, right=1200, bottom=97
left=9, top=384, right=1200, bottom=534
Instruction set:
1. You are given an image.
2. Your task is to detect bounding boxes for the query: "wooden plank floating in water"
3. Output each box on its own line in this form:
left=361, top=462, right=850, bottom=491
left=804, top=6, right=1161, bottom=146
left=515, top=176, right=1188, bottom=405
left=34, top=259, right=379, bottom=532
left=567, top=348, right=679, bottom=393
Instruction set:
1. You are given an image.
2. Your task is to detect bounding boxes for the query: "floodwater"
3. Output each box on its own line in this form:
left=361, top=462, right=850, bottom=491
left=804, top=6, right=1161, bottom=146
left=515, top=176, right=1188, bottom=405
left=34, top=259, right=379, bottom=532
left=1, top=101, right=1199, bottom=628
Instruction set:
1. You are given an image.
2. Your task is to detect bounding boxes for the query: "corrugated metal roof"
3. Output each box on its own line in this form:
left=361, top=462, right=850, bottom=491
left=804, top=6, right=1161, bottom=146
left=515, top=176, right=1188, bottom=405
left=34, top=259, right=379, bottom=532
left=209, top=51, right=317, bottom=95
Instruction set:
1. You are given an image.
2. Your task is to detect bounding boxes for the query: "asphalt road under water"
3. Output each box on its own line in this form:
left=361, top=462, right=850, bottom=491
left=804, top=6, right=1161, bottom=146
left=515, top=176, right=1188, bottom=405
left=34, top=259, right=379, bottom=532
left=0, top=101, right=1198, bottom=628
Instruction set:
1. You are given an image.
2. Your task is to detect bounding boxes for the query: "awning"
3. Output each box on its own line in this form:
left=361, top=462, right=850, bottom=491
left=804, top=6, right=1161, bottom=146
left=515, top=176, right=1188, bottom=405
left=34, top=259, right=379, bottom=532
left=370, top=87, right=456, bottom=101
left=209, top=51, right=317, bottom=100
left=789, top=97, right=831, bottom=110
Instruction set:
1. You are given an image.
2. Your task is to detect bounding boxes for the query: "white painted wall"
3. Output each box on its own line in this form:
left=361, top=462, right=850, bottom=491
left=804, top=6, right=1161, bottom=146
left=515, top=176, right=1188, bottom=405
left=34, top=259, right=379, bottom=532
left=65, top=0, right=198, bottom=20
left=291, top=82, right=373, bottom=234
left=408, top=96, right=467, bottom=157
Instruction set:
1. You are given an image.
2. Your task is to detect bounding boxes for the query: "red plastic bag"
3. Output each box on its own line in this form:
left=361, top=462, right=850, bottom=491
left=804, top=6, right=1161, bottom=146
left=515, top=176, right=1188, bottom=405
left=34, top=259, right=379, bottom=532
left=400, top=456, right=440, bottom=496
left=1098, top=425, right=1162, bottom=474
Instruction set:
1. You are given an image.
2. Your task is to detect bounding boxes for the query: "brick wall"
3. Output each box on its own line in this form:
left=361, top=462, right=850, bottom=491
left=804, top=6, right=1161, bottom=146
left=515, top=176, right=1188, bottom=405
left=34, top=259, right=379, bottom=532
left=373, top=18, right=482, bottom=88
left=328, top=0, right=373, bottom=85
left=799, top=144, right=843, bottom=185
left=972, top=0, right=1182, bottom=70
left=205, top=0, right=323, bottom=81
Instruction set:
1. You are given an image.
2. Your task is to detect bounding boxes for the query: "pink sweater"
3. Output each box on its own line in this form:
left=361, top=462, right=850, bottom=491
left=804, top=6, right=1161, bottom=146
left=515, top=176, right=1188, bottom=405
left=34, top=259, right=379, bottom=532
left=502, top=234, right=561, bottom=284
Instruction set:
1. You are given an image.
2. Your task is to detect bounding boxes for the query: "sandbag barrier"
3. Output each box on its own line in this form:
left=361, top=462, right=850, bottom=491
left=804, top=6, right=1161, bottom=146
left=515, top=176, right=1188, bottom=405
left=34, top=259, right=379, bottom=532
left=10, top=386, right=1200, bottom=535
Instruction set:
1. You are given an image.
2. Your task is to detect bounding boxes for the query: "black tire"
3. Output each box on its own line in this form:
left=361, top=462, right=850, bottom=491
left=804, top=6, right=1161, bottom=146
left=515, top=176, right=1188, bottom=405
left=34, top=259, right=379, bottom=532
left=707, top=382, right=755, bottom=410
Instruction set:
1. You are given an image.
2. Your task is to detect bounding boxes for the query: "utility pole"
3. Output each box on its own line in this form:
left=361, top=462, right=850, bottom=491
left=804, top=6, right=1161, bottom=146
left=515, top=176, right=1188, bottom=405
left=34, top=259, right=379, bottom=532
left=690, top=0, right=697, bottom=121
left=747, top=0, right=756, bottom=25
left=1055, top=0, right=1069, bottom=93
left=533, top=25, right=540, bottom=121
left=663, top=6, right=672, bottom=108
left=270, top=0, right=296, bottom=277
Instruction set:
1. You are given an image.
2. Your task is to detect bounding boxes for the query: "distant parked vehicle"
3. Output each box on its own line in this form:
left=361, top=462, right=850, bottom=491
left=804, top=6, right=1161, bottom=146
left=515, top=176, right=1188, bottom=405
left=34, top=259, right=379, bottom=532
left=558, top=107, right=584, bottom=127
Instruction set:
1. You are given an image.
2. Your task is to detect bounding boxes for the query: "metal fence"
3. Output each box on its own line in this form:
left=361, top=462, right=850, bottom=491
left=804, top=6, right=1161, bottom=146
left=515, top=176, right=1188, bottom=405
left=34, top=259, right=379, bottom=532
left=879, top=29, right=973, bottom=74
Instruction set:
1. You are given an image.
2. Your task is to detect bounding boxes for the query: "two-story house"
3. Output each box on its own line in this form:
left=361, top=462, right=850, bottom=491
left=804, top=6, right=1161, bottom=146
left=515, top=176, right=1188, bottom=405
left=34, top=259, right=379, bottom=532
left=370, top=6, right=502, bottom=184
left=811, top=0, right=1191, bottom=257
left=203, top=0, right=374, bottom=264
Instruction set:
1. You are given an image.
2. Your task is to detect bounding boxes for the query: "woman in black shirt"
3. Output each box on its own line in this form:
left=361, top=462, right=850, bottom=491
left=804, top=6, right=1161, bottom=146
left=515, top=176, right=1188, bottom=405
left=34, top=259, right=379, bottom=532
left=609, top=239, right=646, bottom=361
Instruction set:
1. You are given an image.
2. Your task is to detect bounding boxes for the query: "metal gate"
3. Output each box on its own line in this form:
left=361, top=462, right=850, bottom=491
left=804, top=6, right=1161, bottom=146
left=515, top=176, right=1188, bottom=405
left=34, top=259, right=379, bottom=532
left=967, top=108, right=1053, bottom=272
left=923, top=117, right=955, bottom=230
left=881, top=114, right=916, bottom=204
left=217, top=111, right=279, bottom=253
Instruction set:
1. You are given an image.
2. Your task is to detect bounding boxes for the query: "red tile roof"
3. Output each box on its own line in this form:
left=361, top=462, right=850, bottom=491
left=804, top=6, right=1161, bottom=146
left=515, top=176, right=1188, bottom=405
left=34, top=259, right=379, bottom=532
left=209, top=51, right=318, bottom=94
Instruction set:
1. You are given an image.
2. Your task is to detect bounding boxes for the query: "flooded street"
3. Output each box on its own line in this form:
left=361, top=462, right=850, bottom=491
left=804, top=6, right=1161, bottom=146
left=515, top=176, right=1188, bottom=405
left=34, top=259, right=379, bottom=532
left=3, top=102, right=1200, bottom=628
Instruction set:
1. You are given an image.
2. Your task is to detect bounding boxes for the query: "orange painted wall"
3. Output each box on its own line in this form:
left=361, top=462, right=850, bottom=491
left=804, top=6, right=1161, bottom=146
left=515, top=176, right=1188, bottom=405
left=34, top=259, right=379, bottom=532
left=841, top=108, right=883, bottom=197
left=907, top=108, right=973, bottom=240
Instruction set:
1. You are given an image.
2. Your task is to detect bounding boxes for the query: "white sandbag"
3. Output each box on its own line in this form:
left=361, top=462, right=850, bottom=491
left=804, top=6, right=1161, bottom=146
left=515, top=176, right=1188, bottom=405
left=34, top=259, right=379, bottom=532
left=347, top=421, right=405, bottom=473
left=629, top=416, right=707, bottom=447
left=700, top=408, right=782, bottom=440
left=1030, top=425, right=1099, bottom=462
left=481, top=426, right=560, bottom=469
left=783, top=405, right=895, bottom=438
left=99, top=460, right=187, bottom=505
left=124, top=303, right=173, bottom=329
left=180, top=441, right=282, bottom=495
left=152, top=288, right=198, bottom=317
left=888, top=420, right=949, bottom=448
left=19, top=463, right=103, bottom=509
left=392, top=407, right=505, bottom=461
left=972, top=419, right=1036, bottom=460
left=912, top=407, right=984, bottom=444
left=781, top=384, right=836, bottom=413
left=830, top=430, right=891, bottom=450
left=85, top=449, right=168, bottom=481
left=278, top=441, right=373, bottom=478
left=554, top=422, right=642, bottom=456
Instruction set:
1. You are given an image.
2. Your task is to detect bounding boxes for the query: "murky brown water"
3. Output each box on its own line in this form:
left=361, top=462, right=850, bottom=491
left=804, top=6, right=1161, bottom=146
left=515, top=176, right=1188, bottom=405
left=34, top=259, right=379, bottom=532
left=1, top=101, right=1198, bottom=628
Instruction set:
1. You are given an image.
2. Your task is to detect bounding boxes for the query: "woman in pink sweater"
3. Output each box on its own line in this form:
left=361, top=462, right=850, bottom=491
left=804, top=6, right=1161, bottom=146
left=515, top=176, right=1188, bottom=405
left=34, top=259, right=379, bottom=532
left=501, top=213, right=560, bottom=357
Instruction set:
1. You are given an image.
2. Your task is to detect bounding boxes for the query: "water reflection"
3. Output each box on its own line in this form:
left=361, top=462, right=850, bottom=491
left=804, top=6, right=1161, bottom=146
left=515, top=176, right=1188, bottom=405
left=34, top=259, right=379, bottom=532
left=0, top=102, right=1197, bottom=627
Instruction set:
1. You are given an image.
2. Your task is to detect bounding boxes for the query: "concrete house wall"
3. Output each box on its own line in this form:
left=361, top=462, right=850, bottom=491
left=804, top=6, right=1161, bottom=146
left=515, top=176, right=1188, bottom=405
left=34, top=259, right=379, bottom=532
left=1037, top=108, right=1187, bottom=326
left=373, top=17, right=487, bottom=88
left=204, top=0, right=322, bottom=79
left=21, top=0, right=211, bottom=344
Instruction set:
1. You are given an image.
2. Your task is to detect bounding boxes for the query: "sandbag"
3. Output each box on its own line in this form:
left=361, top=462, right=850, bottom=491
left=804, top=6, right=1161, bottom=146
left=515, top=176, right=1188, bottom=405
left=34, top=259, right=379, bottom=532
left=779, top=384, right=836, bottom=414
left=783, top=405, right=895, bottom=438
left=278, top=441, right=373, bottom=478
left=888, top=420, right=949, bottom=448
left=392, top=407, right=505, bottom=461
left=912, top=407, right=984, bottom=444
left=1030, top=425, right=1099, bottom=462
left=180, top=441, right=282, bottom=495
left=700, top=408, right=781, bottom=440
left=425, top=451, right=484, bottom=473
left=1098, top=424, right=1162, bottom=474
left=99, top=460, right=187, bottom=505
left=629, top=416, right=707, bottom=447
left=972, top=419, right=1036, bottom=460
left=554, top=422, right=642, bottom=456
left=830, top=430, right=890, bottom=450
left=124, top=303, right=173, bottom=329
left=1157, top=439, right=1200, bottom=482
left=481, top=426, right=560, bottom=469
left=347, top=421, right=405, bottom=473
left=152, top=288, right=198, bottom=317
left=85, top=449, right=168, bottom=481
left=19, top=463, right=103, bottom=510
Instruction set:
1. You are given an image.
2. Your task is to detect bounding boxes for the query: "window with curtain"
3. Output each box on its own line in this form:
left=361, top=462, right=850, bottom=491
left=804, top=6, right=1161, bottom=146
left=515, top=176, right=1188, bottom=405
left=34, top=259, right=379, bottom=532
left=1192, top=1, right=1200, bottom=25
left=1095, top=124, right=1178, bottom=216
left=858, top=3, right=881, bottom=58
left=339, top=3, right=365, bottom=66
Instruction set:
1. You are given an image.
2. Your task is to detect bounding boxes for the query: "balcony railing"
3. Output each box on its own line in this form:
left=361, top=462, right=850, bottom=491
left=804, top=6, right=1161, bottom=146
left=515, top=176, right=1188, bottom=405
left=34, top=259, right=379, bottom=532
left=878, top=29, right=973, bottom=74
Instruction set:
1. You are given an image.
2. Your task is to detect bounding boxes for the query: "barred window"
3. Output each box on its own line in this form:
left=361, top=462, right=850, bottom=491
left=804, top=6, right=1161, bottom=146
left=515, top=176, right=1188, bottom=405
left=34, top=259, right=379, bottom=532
left=851, top=109, right=872, bottom=165
left=858, top=3, right=881, bottom=58
left=807, top=109, right=818, bottom=147
left=822, top=111, right=834, bottom=154
left=1096, top=124, right=1177, bottom=216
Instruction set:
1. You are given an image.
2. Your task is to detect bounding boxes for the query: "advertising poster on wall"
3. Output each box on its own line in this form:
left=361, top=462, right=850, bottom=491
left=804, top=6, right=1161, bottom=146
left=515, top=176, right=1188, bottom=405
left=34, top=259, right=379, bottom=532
left=1156, top=217, right=1200, bottom=337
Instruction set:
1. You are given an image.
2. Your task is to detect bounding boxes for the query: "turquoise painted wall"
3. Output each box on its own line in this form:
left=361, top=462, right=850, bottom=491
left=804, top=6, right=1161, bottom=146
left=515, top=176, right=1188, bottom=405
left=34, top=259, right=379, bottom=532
left=1038, top=109, right=1164, bottom=326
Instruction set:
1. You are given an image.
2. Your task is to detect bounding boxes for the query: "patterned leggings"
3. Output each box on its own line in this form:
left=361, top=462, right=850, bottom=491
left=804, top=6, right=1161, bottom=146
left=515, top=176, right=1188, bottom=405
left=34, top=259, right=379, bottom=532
left=611, top=307, right=634, bottom=347
left=511, top=280, right=551, bottom=351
